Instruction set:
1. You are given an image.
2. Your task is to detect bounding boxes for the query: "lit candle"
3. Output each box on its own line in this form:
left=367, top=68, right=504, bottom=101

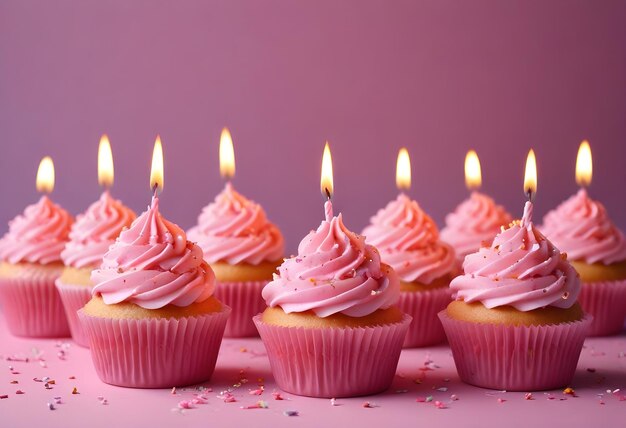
left=150, top=135, right=164, bottom=196
left=98, top=135, right=114, bottom=190
left=36, top=156, right=55, bottom=195
left=219, top=128, right=235, bottom=181
left=464, top=150, right=481, bottom=191
left=575, top=140, right=592, bottom=189
left=522, top=149, right=537, bottom=226
left=321, top=141, right=334, bottom=220
left=395, top=147, right=411, bottom=192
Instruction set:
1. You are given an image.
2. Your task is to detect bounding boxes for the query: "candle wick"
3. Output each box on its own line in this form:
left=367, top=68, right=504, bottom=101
left=324, top=187, right=331, bottom=200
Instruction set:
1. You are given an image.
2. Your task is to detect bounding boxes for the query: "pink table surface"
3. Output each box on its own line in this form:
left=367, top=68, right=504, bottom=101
left=1, top=315, right=625, bottom=428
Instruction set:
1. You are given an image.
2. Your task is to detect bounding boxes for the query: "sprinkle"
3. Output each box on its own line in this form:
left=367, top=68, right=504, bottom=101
left=47, top=402, right=55, bottom=410
left=272, top=392, right=284, bottom=400
left=434, top=401, right=447, bottom=409
left=10, top=381, right=18, bottom=384
left=171, top=387, right=177, bottom=395
left=497, top=398, right=506, bottom=403
left=54, top=397, right=62, bottom=404
left=15, top=390, right=24, bottom=395
left=587, top=368, right=596, bottom=373
left=47, top=380, right=56, bottom=385
left=283, top=410, right=299, bottom=417
left=249, top=387, right=264, bottom=395
left=240, top=400, right=268, bottom=409
left=68, top=376, right=76, bottom=380
left=425, top=395, right=433, bottom=403
left=362, top=401, right=376, bottom=408
left=178, top=400, right=194, bottom=409
left=563, top=387, right=576, bottom=397
left=100, top=399, right=108, bottom=405
left=220, top=392, right=237, bottom=403
left=239, top=348, right=247, bottom=353
left=436, top=387, right=448, bottom=392
left=450, top=394, right=459, bottom=401
left=524, top=393, right=534, bottom=400
left=416, top=397, right=427, bottom=403
left=0, top=395, right=8, bottom=399
left=330, top=398, right=338, bottom=406
left=71, top=387, right=79, bottom=395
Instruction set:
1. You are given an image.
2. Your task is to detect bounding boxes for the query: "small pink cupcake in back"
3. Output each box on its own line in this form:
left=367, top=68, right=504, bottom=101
left=0, top=157, right=74, bottom=338
left=56, top=136, right=136, bottom=347
left=254, top=143, right=410, bottom=398
left=440, top=151, right=512, bottom=262
left=188, top=128, right=285, bottom=337
left=542, top=141, right=626, bottom=336
left=79, top=137, right=230, bottom=388
left=440, top=150, right=592, bottom=391
left=362, top=149, right=456, bottom=347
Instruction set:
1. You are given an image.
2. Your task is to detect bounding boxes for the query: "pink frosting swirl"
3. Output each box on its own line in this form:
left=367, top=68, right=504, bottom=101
left=187, top=183, right=284, bottom=265
left=91, top=195, right=215, bottom=309
left=440, top=192, right=512, bottom=260
left=542, top=189, right=626, bottom=265
left=362, top=193, right=456, bottom=284
left=61, top=191, right=137, bottom=268
left=0, top=196, right=73, bottom=265
left=450, top=201, right=581, bottom=311
left=262, top=201, right=399, bottom=317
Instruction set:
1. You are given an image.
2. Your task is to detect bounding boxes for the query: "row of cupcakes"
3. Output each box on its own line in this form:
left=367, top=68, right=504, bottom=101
left=0, top=135, right=623, bottom=397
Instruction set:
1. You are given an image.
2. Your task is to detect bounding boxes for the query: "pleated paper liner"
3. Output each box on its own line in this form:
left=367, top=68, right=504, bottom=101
left=55, top=279, right=93, bottom=347
left=213, top=280, right=267, bottom=337
left=254, top=313, right=412, bottom=398
left=0, top=267, right=70, bottom=338
left=398, top=287, right=452, bottom=347
left=578, top=279, right=626, bottom=337
left=439, top=310, right=592, bottom=391
left=78, top=305, right=231, bottom=388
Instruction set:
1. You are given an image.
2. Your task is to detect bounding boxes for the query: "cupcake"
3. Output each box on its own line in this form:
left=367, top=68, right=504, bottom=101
left=56, top=191, right=136, bottom=347
left=440, top=192, right=512, bottom=262
left=0, top=194, right=74, bottom=337
left=78, top=194, right=230, bottom=388
left=255, top=200, right=411, bottom=398
left=188, top=183, right=284, bottom=337
left=542, top=189, right=626, bottom=336
left=440, top=201, right=591, bottom=391
left=362, top=194, right=456, bottom=347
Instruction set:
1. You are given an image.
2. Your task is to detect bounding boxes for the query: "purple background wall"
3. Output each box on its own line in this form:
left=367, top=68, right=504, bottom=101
left=1, top=0, right=625, bottom=253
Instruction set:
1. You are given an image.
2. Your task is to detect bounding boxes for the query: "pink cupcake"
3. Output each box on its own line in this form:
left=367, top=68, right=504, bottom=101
left=440, top=191, right=512, bottom=262
left=362, top=194, right=457, bottom=347
left=255, top=200, right=411, bottom=398
left=0, top=195, right=74, bottom=337
left=56, top=191, right=136, bottom=347
left=440, top=202, right=591, bottom=391
left=188, top=183, right=284, bottom=337
left=542, top=189, right=626, bottom=336
left=78, top=194, right=230, bottom=388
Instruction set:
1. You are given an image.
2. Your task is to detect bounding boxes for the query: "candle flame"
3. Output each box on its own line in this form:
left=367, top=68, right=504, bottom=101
left=150, top=135, right=164, bottom=192
left=321, top=142, right=334, bottom=198
left=524, top=149, right=537, bottom=199
left=575, top=140, right=592, bottom=187
left=98, top=134, right=114, bottom=188
left=219, top=127, right=235, bottom=179
left=396, top=148, right=411, bottom=190
left=36, top=156, right=55, bottom=194
left=464, top=150, right=482, bottom=190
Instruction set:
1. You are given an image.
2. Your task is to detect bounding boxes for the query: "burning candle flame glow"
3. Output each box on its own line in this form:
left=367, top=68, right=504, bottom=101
left=396, top=148, right=411, bottom=190
left=524, top=149, right=537, bottom=200
left=36, top=156, right=55, bottom=194
left=464, top=150, right=482, bottom=190
left=219, top=128, right=235, bottom=180
left=321, top=142, right=334, bottom=199
left=98, top=134, right=114, bottom=188
left=575, top=140, right=592, bottom=187
left=150, top=135, right=164, bottom=192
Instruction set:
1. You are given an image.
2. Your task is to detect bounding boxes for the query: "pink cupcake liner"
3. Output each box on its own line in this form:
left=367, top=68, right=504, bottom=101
left=253, top=313, right=412, bottom=398
left=439, top=310, right=592, bottom=391
left=578, top=279, right=626, bottom=337
left=398, top=287, right=452, bottom=347
left=78, top=305, right=231, bottom=388
left=213, top=280, right=267, bottom=337
left=55, top=279, right=93, bottom=347
left=0, top=268, right=70, bottom=338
